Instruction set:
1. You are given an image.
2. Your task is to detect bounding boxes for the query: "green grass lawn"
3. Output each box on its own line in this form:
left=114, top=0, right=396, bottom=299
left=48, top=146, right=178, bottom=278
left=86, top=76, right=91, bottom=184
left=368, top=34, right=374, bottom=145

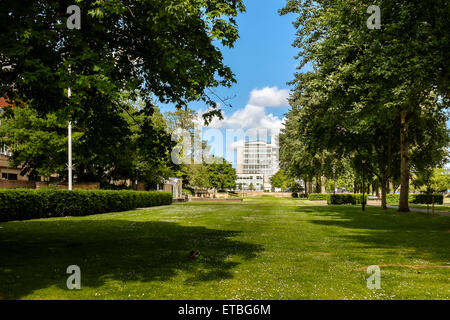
left=0, top=198, right=449, bottom=300
left=408, top=204, right=450, bottom=212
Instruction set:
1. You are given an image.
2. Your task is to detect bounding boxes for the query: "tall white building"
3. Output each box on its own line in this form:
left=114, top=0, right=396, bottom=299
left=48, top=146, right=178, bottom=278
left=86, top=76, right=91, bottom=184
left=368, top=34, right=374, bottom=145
left=235, top=139, right=279, bottom=191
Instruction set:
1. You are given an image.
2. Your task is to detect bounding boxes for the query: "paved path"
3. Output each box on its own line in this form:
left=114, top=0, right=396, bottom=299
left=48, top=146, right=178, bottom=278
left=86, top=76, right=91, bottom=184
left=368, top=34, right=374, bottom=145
left=367, top=200, right=450, bottom=217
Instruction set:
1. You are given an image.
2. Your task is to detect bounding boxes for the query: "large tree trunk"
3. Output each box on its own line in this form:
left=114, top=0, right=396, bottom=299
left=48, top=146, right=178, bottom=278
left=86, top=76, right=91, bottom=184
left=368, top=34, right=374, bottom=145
left=380, top=179, right=388, bottom=210
left=315, top=175, right=321, bottom=193
left=399, top=107, right=410, bottom=212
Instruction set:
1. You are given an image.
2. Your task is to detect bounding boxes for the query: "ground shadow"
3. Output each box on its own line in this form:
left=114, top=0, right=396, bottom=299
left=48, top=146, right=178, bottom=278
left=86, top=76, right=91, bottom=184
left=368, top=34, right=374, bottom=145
left=296, top=205, right=450, bottom=264
left=0, top=219, right=263, bottom=299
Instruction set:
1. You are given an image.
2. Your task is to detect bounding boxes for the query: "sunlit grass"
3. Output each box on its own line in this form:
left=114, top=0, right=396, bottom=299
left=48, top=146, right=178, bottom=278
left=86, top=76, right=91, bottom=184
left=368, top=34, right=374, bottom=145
left=0, top=198, right=449, bottom=300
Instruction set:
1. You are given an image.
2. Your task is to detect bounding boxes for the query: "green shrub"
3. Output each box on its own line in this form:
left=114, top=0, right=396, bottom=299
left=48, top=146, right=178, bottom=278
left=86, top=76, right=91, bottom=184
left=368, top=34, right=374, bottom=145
left=292, top=192, right=298, bottom=198
left=327, top=193, right=367, bottom=205
left=411, top=193, right=443, bottom=205
left=385, top=193, right=443, bottom=205
left=308, top=193, right=328, bottom=201
left=386, top=194, right=400, bottom=204
left=0, top=189, right=172, bottom=222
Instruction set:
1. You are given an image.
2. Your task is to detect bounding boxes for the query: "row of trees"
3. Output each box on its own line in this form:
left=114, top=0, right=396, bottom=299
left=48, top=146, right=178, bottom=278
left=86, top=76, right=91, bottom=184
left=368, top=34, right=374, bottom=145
left=183, top=161, right=237, bottom=191
left=0, top=1, right=245, bottom=188
left=0, top=97, right=177, bottom=188
left=166, top=108, right=237, bottom=191
left=280, top=0, right=450, bottom=211
left=0, top=96, right=239, bottom=190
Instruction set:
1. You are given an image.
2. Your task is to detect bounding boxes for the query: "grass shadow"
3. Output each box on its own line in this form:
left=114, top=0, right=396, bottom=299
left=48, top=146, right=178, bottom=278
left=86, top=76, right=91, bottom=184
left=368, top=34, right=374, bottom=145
left=0, top=219, right=263, bottom=299
left=296, top=205, right=450, bottom=264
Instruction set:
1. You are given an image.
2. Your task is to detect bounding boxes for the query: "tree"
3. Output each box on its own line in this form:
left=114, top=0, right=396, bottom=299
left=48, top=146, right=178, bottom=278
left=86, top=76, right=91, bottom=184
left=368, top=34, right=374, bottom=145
left=207, top=158, right=237, bottom=190
left=414, top=168, right=450, bottom=193
left=0, top=98, right=177, bottom=186
left=270, top=170, right=294, bottom=191
left=281, top=0, right=450, bottom=211
left=186, top=164, right=211, bottom=190
left=279, top=105, right=327, bottom=195
left=0, top=1, right=245, bottom=186
left=430, top=169, right=450, bottom=192
left=0, top=0, right=245, bottom=123
left=0, top=106, right=77, bottom=179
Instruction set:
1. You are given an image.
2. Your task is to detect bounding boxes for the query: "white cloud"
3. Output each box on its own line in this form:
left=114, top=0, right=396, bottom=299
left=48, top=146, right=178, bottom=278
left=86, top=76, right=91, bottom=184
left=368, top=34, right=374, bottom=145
left=194, top=86, right=289, bottom=163
left=248, top=86, right=290, bottom=107
left=206, top=104, right=284, bottom=133
left=197, top=86, right=290, bottom=132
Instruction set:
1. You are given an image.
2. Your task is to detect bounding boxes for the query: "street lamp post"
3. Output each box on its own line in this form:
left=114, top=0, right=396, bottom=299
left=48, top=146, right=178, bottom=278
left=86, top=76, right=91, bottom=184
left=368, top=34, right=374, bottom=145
left=362, top=160, right=366, bottom=212
left=68, top=88, right=73, bottom=191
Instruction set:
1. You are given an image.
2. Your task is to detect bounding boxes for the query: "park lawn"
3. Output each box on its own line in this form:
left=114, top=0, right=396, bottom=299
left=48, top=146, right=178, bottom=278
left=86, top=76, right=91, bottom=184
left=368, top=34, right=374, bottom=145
left=408, top=204, right=450, bottom=213
left=0, top=198, right=449, bottom=300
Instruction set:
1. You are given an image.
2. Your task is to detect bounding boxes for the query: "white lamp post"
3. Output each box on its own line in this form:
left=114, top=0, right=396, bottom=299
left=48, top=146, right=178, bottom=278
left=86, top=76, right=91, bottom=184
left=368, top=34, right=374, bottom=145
left=68, top=87, right=73, bottom=191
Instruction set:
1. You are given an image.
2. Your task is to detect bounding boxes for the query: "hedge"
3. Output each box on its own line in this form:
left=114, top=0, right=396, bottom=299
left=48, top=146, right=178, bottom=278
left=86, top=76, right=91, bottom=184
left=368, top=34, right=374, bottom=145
left=308, top=193, right=328, bottom=201
left=411, top=194, right=444, bottom=205
left=327, top=193, right=367, bottom=205
left=0, top=189, right=173, bottom=222
left=386, top=193, right=443, bottom=205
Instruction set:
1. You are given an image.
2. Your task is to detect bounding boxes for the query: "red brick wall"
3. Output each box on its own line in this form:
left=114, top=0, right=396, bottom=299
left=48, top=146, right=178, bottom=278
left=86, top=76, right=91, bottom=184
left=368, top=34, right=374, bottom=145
left=0, top=180, right=36, bottom=189
left=35, top=182, right=100, bottom=190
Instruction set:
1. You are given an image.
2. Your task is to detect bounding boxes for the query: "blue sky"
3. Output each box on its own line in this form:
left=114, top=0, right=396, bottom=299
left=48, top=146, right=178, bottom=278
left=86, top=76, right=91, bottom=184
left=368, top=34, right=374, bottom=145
left=161, top=0, right=300, bottom=165
left=161, top=0, right=298, bottom=120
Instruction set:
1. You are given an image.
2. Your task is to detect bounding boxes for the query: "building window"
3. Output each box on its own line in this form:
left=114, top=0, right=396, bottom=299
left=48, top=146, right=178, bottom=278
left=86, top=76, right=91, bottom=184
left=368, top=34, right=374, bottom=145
left=2, top=173, right=17, bottom=180
left=28, top=174, right=41, bottom=182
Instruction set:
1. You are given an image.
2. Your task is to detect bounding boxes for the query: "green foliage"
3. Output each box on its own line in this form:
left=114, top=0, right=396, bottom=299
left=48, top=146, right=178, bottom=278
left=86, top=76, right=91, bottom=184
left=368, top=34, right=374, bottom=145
left=0, top=189, right=172, bottom=222
left=411, top=194, right=444, bottom=205
left=0, top=99, right=177, bottom=185
left=186, top=164, right=212, bottom=189
left=413, top=168, right=450, bottom=193
left=207, top=159, right=237, bottom=190
left=386, top=193, right=444, bottom=205
left=0, top=106, right=78, bottom=178
left=183, top=158, right=236, bottom=191
left=281, top=0, right=450, bottom=211
left=270, top=170, right=294, bottom=191
left=308, top=193, right=328, bottom=201
left=289, top=182, right=304, bottom=193
left=386, top=194, right=401, bottom=204
left=0, top=0, right=245, bottom=122
left=0, top=0, right=245, bottom=187
left=327, top=194, right=367, bottom=205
